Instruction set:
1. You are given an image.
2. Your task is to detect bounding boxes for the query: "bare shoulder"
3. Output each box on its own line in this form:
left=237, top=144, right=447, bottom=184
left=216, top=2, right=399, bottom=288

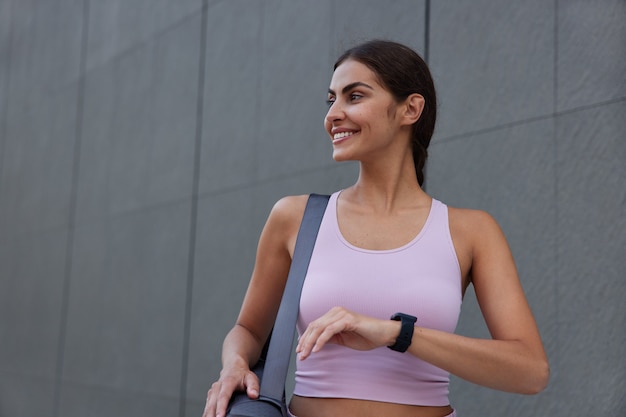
left=264, top=194, right=311, bottom=254
left=268, top=194, right=309, bottom=229
left=271, top=194, right=309, bottom=218
left=236, top=194, right=311, bottom=340
left=448, top=206, right=503, bottom=239
left=446, top=205, right=511, bottom=285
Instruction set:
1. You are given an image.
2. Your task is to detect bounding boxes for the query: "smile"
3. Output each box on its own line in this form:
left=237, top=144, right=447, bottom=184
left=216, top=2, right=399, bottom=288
left=333, top=131, right=357, bottom=141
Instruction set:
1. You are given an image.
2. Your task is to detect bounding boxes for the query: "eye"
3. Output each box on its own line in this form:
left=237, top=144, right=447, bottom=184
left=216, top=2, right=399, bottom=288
left=325, top=97, right=336, bottom=107
left=349, top=93, right=363, bottom=101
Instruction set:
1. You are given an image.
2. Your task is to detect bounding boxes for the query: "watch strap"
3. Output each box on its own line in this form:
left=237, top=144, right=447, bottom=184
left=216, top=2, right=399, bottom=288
left=388, top=312, right=417, bottom=353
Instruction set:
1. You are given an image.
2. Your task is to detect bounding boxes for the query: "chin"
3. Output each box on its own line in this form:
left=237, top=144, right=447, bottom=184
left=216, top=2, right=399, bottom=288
left=332, top=151, right=352, bottom=162
left=332, top=147, right=363, bottom=163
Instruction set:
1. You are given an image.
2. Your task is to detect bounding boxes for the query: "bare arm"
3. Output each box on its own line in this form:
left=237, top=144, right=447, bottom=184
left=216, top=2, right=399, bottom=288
left=204, top=195, right=307, bottom=417
left=423, top=208, right=549, bottom=393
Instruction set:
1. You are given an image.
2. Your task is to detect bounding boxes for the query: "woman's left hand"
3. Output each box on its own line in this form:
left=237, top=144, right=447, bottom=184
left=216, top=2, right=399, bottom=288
left=296, top=306, right=399, bottom=360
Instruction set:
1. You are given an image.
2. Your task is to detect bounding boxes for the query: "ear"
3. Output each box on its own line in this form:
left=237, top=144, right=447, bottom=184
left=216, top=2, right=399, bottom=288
left=400, top=93, right=425, bottom=126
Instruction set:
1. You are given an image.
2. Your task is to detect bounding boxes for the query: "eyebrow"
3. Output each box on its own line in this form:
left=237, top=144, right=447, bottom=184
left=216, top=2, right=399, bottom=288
left=328, top=81, right=375, bottom=96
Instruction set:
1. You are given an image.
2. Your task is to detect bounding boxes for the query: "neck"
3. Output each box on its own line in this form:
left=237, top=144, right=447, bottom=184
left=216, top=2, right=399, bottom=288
left=346, top=152, right=428, bottom=213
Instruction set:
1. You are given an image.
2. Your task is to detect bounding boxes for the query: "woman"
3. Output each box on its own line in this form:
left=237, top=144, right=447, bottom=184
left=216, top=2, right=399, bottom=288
left=204, top=40, right=549, bottom=417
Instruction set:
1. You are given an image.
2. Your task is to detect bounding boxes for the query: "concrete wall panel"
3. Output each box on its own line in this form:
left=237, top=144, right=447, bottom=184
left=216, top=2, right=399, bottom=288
left=59, top=381, right=180, bottom=417
left=86, top=0, right=202, bottom=70
left=8, top=0, right=83, bottom=105
left=0, top=374, right=56, bottom=417
left=556, top=102, right=625, bottom=319
left=553, top=101, right=625, bottom=414
left=0, top=87, right=78, bottom=236
left=62, top=202, right=191, bottom=396
left=0, top=229, right=68, bottom=377
left=557, top=0, right=626, bottom=111
left=257, top=0, right=332, bottom=180
left=200, top=1, right=262, bottom=194
left=332, top=0, right=425, bottom=57
left=430, top=0, right=554, bottom=139
left=187, top=188, right=258, bottom=399
left=0, top=0, right=11, bottom=184
left=76, top=18, right=200, bottom=223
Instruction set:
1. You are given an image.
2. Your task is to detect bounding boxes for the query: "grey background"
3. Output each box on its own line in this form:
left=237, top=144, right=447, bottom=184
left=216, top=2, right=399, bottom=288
left=0, top=1, right=624, bottom=416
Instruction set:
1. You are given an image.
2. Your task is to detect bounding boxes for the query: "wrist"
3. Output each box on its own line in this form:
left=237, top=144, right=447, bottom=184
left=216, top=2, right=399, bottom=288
left=387, top=312, right=417, bottom=353
left=386, top=320, right=402, bottom=347
left=222, top=354, right=251, bottom=371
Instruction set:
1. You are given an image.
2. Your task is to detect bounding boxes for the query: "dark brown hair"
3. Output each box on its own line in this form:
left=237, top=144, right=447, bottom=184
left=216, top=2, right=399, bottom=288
left=334, top=40, right=437, bottom=186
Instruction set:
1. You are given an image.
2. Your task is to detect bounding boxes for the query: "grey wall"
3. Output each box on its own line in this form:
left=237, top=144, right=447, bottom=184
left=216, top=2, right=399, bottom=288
left=0, top=1, right=623, bottom=416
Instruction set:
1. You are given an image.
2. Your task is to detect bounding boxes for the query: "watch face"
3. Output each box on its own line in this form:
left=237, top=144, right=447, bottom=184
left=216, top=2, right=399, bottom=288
left=391, top=312, right=417, bottom=322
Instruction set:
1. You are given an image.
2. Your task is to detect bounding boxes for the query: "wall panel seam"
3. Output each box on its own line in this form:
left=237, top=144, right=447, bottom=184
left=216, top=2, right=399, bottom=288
left=424, top=0, right=430, bottom=64
left=433, top=97, right=626, bottom=144
left=254, top=2, right=265, bottom=183
left=0, top=0, right=15, bottom=221
left=552, top=0, right=561, bottom=385
left=179, top=1, right=209, bottom=415
left=53, top=0, right=91, bottom=415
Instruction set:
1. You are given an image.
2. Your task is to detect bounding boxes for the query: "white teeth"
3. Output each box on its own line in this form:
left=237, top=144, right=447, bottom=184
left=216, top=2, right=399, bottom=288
left=333, top=131, right=354, bottom=140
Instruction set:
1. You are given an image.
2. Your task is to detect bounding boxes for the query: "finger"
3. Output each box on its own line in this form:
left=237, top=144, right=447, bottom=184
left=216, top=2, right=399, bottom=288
left=297, top=307, right=356, bottom=359
left=213, top=370, right=259, bottom=417
left=203, top=385, right=218, bottom=417
left=244, top=371, right=260, bottom=399
left=214, top=378, right=239, bottom=417
left=297, top=325, right=322, bottom=360
left=214, top=390, right=229, bottom=417
left=311, top=319, right=348, bottom=352
left=298, top=320, right=343, bottom=359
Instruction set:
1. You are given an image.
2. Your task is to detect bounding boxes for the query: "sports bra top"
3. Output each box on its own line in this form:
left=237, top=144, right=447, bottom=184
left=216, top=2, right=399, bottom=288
left=293, top=191, right=462, bottom=406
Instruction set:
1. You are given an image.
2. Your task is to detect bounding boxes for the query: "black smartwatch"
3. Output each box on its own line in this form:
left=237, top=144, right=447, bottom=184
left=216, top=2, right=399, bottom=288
left=388, top=312, right=417, bottom=352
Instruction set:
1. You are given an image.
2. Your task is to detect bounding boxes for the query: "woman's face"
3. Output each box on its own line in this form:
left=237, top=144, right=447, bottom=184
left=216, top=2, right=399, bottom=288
left=325, top=59, right=406, bottom=163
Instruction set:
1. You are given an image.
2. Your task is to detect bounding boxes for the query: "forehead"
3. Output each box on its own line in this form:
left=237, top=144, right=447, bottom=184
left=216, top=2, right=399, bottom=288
left=329, top=59, right=382, bottom=91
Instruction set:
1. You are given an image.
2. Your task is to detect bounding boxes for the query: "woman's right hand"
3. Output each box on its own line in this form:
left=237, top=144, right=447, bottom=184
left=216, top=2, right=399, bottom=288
left=202, top=366, right=260, bottom=417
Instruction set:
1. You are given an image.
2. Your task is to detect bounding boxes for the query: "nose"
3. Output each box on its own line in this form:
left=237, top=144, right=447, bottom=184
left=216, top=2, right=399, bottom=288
left=325, top=100, right=344, bottom=125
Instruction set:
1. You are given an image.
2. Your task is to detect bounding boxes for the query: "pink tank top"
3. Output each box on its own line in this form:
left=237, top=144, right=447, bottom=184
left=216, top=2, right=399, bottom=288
left=294, top=191, right=462, bottom=406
